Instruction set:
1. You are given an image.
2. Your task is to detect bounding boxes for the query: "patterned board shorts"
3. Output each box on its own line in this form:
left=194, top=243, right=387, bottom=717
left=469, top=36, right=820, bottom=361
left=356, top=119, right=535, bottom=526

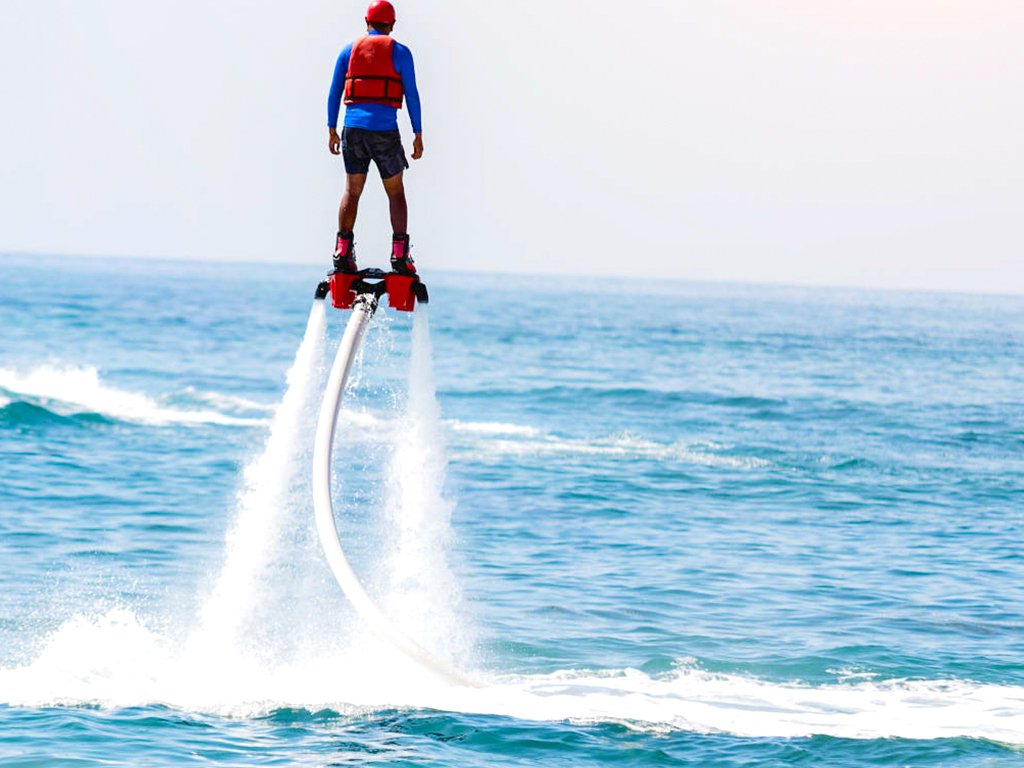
left=341, top=127, right=409, bottom=179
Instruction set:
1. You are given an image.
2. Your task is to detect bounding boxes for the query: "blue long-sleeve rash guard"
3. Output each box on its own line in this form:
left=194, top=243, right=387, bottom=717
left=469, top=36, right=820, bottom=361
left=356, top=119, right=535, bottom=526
left=327, top=30, right=422, bottom=134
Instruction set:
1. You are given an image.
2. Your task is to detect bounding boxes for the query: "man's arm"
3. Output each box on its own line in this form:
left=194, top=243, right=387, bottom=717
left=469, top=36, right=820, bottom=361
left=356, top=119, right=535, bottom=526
left=394, top=43, right=423, bottom=159
left=327, top=46, right=352, bottom=154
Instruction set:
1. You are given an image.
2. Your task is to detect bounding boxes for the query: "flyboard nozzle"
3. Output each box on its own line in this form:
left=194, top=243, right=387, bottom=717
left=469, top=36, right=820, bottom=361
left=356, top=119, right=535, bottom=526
left=318, top=268, right=428, bottom=312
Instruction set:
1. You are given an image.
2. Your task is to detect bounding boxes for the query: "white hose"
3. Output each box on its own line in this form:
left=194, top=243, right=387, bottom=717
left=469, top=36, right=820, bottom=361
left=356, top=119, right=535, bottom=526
left=312, top=296, right=482, bottom=688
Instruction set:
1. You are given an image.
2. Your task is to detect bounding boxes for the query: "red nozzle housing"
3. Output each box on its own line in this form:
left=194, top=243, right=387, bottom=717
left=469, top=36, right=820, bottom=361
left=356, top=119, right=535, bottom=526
left=385, top=273, right=417, bottom=311
left=330, top=272, right=358, bottom=309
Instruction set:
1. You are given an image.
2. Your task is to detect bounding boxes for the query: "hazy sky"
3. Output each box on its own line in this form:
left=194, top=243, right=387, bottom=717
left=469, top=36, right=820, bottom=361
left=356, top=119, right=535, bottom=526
left=1, top=0, right=1022, bottom=293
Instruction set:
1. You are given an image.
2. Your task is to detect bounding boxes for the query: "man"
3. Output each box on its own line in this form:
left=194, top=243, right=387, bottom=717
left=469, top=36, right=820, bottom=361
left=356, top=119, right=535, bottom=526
left=326, top=0, right=422, bottom=276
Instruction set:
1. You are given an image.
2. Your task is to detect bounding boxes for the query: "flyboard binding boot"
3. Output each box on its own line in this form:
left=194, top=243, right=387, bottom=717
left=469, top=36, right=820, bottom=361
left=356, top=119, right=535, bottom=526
left=390, top=234, right=416, bottom=276
left=333, top=231, right=358, bottom=274
left=320, top=232, right=428, bottom=311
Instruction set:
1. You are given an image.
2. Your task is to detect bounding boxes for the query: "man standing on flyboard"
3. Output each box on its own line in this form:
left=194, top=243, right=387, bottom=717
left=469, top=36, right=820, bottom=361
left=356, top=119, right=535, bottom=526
left=327, top=0, right=422, bottom=276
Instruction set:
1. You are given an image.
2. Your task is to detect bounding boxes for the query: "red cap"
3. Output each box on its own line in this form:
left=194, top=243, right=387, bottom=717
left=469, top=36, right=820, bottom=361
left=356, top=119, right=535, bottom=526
left=366, top=0, right=396, bottom=24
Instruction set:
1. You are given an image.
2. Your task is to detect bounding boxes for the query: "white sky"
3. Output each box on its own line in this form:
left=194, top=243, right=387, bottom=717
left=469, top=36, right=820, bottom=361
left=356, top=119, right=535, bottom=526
left=1, top=0, right=1022, bottom=293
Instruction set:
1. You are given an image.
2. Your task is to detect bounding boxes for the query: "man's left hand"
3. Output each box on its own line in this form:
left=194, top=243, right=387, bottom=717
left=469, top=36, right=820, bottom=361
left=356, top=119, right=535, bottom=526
left=412, top=133, right=424, bottom=160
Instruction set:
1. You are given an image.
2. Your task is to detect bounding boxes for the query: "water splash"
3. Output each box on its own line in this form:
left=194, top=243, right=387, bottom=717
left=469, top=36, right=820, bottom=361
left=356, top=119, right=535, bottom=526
left=190, top=301, right=328, bottom=657
left=2, top=606, right=1022, bottom=743
left=377, top=309, right=474, bottom=667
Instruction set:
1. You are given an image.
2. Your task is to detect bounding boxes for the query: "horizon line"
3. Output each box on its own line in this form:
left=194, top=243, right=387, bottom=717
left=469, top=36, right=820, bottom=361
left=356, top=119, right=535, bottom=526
left=2, top=248, right=1022, bottom=302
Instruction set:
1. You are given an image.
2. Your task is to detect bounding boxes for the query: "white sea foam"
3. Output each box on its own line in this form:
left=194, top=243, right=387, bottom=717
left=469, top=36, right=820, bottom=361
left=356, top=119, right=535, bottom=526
left=439, top=416, right=773, bottom=469
left=341, top=407, right=388, bottom=430
left=0, top=365, right=263, bottom=427
left=1, top=607, right=1021, bottom=743
left=454, top=429, right=773, bottom=470
left=479, top=667, right=1024, bottom=743
left=182, top=386, right=276, bottom=414
left=446, top=420, right=542, bottom=438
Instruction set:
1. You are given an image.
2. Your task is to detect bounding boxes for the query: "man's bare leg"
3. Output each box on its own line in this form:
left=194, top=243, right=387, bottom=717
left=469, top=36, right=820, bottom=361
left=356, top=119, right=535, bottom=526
left=382, top=172, right=408, bottom=235
left=339, top=173, right=368, bottom=233
left=383, top=171, right=416, bottom=274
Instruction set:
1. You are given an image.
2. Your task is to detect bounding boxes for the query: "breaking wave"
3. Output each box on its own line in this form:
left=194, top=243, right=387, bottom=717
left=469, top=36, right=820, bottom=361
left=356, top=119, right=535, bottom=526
left=0, top=365, right=265, bottom=427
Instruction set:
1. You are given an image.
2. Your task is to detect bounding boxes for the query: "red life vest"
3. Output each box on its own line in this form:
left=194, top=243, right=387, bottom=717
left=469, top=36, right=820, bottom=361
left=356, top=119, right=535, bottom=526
left=344, top=35, right=404, bottom=109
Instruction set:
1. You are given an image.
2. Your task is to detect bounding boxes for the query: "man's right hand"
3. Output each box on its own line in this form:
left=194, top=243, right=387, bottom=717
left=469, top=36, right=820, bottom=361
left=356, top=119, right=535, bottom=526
left=329, top=129, right=341, bottom=155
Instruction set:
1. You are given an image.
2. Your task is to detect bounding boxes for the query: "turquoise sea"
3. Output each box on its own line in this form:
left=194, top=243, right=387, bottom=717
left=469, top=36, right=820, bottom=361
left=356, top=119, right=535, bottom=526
left=1, top=253, right=1022, bottom=766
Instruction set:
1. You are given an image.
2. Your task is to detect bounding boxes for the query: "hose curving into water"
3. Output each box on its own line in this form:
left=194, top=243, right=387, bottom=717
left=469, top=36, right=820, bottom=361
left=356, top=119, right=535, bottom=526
left=311, top=295, right=482, bottom=688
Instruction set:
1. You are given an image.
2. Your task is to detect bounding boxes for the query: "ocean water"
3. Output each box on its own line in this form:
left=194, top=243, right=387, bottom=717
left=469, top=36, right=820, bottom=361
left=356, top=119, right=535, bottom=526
left=1, top=253, right=1022, bottom=766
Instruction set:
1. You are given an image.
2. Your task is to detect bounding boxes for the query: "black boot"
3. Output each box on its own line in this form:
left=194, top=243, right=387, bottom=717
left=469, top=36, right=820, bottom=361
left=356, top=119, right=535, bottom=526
left=332, top=231, right=358, bottom=273
left=390, top=233, right=416, bottom=275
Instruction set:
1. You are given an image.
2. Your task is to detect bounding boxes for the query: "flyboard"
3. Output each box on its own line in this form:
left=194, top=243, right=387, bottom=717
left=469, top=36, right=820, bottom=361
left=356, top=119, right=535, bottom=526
left=312, top=267, right=481, bottom=688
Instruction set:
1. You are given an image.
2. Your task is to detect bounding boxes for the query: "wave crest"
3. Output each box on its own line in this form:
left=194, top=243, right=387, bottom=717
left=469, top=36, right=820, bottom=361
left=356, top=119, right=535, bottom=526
left=0, top=365, right=264, bottom=427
